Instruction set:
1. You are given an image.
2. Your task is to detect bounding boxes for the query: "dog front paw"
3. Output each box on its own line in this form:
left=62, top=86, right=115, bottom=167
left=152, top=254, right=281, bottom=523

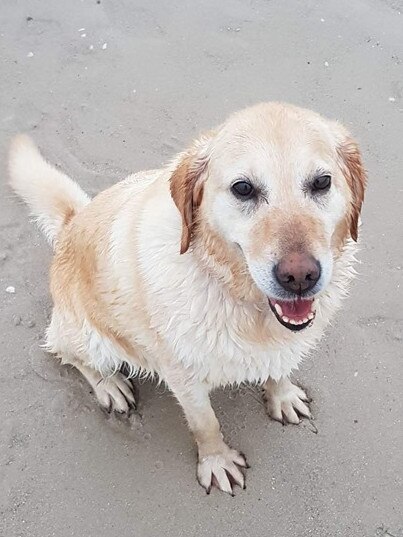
left=197, top=445, right=248, bottom=495
left=264, top=377, right=311, bottom=424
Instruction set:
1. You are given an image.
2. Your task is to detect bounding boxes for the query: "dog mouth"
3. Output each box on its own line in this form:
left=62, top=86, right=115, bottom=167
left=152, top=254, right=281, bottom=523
left=268, top=297, right=315, bottom=331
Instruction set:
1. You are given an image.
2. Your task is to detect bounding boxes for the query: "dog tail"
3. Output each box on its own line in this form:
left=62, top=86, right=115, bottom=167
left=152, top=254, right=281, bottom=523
left=8, top=134, right=90, bottom=248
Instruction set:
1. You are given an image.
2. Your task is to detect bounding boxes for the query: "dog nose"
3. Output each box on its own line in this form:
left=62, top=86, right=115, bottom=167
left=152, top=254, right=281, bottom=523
left=274, top=253, right=321, bottom=294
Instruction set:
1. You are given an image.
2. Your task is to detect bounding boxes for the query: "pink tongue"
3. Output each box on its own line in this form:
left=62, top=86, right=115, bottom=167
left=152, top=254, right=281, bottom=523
left=277, top=298, right=313, bottom=319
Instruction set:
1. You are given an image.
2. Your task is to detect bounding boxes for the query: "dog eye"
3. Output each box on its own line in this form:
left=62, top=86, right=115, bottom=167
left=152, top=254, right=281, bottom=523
left=231, top=180, right=255, bottom=200
left=312, top=175, right=331, bottom=192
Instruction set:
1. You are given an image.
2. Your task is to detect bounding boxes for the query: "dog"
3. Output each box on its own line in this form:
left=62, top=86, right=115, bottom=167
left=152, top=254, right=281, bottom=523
left=9, top=102, right=366, bottom=495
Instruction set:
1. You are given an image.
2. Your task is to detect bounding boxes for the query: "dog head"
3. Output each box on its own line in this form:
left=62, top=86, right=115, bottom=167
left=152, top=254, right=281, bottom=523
left=170, top=103, right=366, bottom=331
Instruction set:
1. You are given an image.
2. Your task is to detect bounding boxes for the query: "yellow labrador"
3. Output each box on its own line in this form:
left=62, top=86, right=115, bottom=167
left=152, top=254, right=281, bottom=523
left=9, top=102, right=366, bottom=495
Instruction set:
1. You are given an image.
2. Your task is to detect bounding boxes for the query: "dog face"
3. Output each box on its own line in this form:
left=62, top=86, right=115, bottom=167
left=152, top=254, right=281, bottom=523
left=171, top=103, right=366, bottom=332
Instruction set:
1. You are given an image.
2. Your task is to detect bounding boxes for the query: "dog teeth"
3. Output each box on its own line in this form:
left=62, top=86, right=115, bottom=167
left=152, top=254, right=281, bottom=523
left=274, top=303, right=283, bottom=316
left=281, top=315, right=315, bottom=326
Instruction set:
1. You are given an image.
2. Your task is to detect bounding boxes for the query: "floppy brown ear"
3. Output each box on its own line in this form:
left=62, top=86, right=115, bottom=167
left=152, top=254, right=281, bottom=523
left=170, top=147, right=209, bottom=254
left=336, top=135, right=367, bottom=242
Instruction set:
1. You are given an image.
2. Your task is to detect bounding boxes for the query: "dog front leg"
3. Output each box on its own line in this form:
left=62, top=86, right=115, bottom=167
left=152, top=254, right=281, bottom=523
left=164, top=372, right=248, bottom=495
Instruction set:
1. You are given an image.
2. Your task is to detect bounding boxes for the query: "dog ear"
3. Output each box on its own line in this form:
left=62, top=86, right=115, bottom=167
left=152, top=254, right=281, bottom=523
left=335, top=128, right=367, bottom=242
left=170, top=137, right=211, bottom=254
